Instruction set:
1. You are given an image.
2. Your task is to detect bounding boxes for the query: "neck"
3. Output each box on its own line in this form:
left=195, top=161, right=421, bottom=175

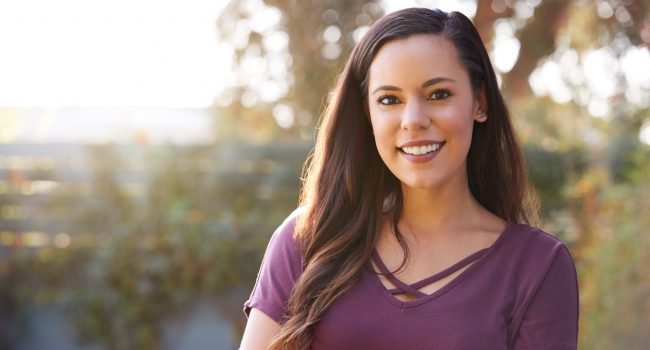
left=399, top=178, right=481, bottom=239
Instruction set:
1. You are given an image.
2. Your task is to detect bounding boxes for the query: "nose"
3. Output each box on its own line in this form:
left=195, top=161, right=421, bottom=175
left=400, top=99, right=431, bottom=130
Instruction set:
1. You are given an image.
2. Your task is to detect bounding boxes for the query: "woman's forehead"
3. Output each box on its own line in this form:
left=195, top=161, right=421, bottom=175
left=368, top=34, right=469, bottom=88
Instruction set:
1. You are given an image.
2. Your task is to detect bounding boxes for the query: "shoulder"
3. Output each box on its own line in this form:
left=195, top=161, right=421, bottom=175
left=263, top=207, right=306, bottom=271
left=502, top=222, right=571, bottom=258
left=268, top=207, right=305, bottom=249
left=496, top=222, right=577, bottom=285
left=243, top=207, right=307, bottom=322
left=502, top=224, right=580, bottom=347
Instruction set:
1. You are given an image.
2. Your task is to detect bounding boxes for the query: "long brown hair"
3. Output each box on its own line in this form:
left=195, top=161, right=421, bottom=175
left=269, top=8, right=536, bottom=349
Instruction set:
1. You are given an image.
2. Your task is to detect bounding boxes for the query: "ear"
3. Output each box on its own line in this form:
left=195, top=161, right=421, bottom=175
left=474, top=85, right=488, bottom=123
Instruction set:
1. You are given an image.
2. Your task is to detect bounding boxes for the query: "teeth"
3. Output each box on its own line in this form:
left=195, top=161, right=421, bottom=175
left=401, top=143, right=441, bottom=155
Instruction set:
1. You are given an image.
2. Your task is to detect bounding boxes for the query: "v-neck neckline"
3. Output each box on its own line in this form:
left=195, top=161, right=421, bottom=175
left=366, top=221, right=513, bottom=308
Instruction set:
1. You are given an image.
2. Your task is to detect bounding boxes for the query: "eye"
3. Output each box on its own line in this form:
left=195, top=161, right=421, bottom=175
left=377, top=95, right=400, bottom=105
left=429, top=89, right=452, bottom=100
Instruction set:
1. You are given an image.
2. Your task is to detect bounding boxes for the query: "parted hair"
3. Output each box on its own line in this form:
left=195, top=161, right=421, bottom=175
left=268, top=7, right=536, bottom=349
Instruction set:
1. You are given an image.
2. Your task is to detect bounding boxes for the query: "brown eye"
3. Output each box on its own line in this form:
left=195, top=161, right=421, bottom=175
left=378, top=95, right=400, bottom=105
left=429, top=89, right=451, bottom=100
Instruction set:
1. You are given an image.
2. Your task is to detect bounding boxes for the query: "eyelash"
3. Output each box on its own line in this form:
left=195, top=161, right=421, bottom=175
left=376, top=89, right=452, bottom=105
left=429, top=89, right=452, bottom=100
left=377, top=95, right=399, bottom=105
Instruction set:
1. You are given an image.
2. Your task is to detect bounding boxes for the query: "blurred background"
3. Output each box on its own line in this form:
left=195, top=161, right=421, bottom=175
left=0, top=0, right=648, bottom=349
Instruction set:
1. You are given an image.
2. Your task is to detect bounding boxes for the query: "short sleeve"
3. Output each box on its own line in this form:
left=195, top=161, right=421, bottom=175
left=243, top=209, right=304, bottom=324
left=511, top=244, right=579, bottom=349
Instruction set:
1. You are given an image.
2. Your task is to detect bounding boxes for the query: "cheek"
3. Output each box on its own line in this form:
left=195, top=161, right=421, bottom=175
left=370, top=115, right=398, bottom=150
left=437, top=107, right=475, bottom=137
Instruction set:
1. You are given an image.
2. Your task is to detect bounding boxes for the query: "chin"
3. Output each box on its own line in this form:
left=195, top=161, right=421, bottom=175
left=400, top=178, right=440, bottom=190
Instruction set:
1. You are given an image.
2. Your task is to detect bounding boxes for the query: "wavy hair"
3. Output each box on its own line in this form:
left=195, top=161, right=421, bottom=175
left=269, top=8, right=536, bottom=349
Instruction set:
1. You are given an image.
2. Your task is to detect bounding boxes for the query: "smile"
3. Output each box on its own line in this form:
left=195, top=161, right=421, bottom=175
left=400, top=143, right=443, bottom=155
left=397, top=141, right=445, bottom=163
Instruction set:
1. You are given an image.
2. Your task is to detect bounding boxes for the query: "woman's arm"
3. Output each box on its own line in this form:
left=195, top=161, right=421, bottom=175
left=240, top=308, right=281, bottom=350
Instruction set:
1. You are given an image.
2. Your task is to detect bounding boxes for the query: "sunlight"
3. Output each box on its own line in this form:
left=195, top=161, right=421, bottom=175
left=382, top=0, right=477, bottom=18
left=492, top=19, right=521, bottom=73
left=640, top=122, right=650, bottom=146
left=0, top=0, right=230, bottom=108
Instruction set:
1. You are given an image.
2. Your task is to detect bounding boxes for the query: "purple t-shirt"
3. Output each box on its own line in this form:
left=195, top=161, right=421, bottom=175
left=244, top=209, right=579, bottom=349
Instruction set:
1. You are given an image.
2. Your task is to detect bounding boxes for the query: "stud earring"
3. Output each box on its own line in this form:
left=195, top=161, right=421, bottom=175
left=476, top=110, right=487, bottom=122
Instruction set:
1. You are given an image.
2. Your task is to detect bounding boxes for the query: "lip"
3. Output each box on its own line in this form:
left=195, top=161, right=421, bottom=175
left=397, top=140, right=445, bottom=163
left=398, top=140, right=444, bottom=148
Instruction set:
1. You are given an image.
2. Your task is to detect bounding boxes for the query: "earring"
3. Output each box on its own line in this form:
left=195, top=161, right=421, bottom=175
left=476, top=110, right=487, bottom=122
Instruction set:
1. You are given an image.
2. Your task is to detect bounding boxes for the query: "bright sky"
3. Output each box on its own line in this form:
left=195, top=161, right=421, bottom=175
left=0, top=0, right=230, bottom=108
left=2, top=0, right=646, bottom=110
left=0, top=0, right=482, bottom=109
left=0, top=0, right=648, bottom=143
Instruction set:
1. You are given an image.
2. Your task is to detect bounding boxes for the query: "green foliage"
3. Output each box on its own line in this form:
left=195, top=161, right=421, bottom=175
left=524, top=145, right=588, bottom=216
left=2, top=142, right=310, bottom=348
left=215, top=0, right=384, bottom=139
left=578, top=145, right=650, bottom=350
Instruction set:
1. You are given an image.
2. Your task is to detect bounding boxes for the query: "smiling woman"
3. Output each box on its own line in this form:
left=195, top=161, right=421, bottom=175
left=240, top=7, right=579, bottom=350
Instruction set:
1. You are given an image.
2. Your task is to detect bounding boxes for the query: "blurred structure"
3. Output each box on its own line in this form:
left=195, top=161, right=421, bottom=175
left=0, top=110, right=310, bottom=348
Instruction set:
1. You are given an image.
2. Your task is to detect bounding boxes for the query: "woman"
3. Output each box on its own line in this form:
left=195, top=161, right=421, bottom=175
left=240, top=8, right=579, bottom=350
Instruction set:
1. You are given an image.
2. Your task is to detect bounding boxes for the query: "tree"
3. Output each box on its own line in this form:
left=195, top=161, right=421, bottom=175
left=215, top=0, right=384, bottom=140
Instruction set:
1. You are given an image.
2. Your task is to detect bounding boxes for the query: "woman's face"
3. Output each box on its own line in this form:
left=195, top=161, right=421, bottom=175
left=367, top=34, right=484, bottom=191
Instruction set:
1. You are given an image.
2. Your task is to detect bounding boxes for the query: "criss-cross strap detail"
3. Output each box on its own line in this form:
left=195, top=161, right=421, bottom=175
left=372, top=250, right=429, bottom=298
left=371, top=248, right=489, bottom=297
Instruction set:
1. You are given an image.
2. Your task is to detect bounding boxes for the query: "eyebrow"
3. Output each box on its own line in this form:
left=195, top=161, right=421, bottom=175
left=371, top=77, right=456, bottom=95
